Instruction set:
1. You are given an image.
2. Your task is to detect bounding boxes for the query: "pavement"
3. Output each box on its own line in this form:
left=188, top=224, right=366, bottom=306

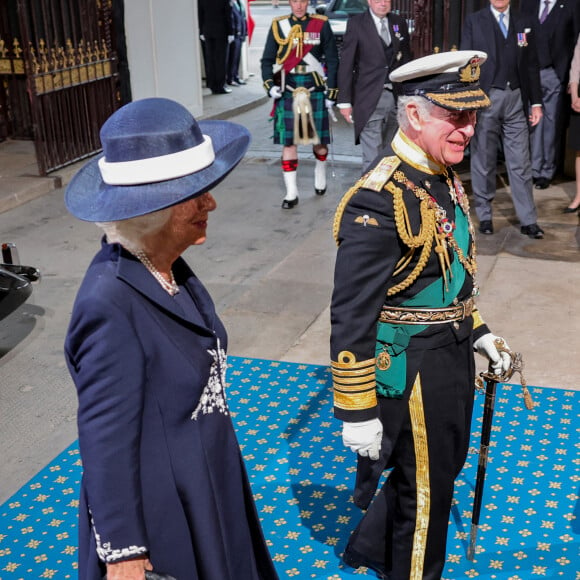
left=1, top=3, right=579, bottom=504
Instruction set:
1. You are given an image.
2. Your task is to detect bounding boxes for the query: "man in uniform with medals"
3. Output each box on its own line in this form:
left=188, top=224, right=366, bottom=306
left=261, top=0, right=339, bottom=209
left=330, top=51, right=512, bottom=579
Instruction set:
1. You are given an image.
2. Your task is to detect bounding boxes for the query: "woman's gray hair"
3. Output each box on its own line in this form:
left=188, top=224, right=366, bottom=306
left=397, top=95, right=435, bottom=131
left=96, top=207, right=172, bottom=253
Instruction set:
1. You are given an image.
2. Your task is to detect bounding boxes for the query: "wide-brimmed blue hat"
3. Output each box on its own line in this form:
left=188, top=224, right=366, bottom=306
left=65, top=97, right=251, bottom=222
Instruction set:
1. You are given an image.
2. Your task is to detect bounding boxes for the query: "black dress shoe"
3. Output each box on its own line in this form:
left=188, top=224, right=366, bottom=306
left=478, top=220, right=494, bottom=235
left=282, top=197, right=299, bottom=209
left=342, top=547, right=390, bottom=579
left=563, top=205, right=580, bottom=214
left=234, top=78, right=247, bottom=85
left=534, top=178, right=550, bottom=190
left=520, top=223, right=544, bottom=239
left=211, top=87, right=232, bottom=94
left=227, top=80, right=240, bottom=87
left=315, top=186, right=326, bottom=196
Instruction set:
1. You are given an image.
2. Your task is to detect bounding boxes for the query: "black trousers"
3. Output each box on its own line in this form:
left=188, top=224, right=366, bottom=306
left=203, top=36, right=228, bottom=92
left=227, top=36, right=243, bottom=83
left=346, top=335, right=475, bottom=580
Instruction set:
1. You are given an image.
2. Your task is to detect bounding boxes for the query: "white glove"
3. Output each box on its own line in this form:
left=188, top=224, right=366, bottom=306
left=342, top=418, right=383, bottom=460
left=269, top=85, right=283, bottom=99
left=228, top=35, right=235, bottom=43
left=325, top=98, right=335, bottom=109
left=325, top=99, right=337, bottom=122
left=200, top=34, right=205, bottom=42
left=473, top=333, right=511, bottom=375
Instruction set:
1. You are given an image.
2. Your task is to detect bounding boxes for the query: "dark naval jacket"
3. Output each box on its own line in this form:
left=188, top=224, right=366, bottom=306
left=261, top=12, right=339, bottom=98
left=330, top=131, right=490, bottom=423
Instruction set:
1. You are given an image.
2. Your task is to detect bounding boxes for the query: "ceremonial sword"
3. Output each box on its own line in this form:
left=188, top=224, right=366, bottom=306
left=467, top=339, right=534, bottom=561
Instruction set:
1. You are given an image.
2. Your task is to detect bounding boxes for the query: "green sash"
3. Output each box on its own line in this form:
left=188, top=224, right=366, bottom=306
left=376, top=210, right=470, bottom=398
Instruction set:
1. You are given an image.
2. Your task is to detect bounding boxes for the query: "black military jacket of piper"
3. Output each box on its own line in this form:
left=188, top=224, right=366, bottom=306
left=260, top=12, right=339, bottom=98
left=330, top=130, right=490, bottom=422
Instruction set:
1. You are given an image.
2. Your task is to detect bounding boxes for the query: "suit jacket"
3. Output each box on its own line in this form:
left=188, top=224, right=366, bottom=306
left=520, top=0, right=580, bottom=84
left=65, top=241, right=278, bottom=580
left=199, top=0, right=233, bottom=38
left=461, top=7, right=542, bottom=112
left=230, top=0, right=248, bottom=38
left=337, top=10, right=412, bottom=143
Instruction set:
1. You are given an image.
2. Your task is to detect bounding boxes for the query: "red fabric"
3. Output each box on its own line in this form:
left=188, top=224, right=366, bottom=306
left=313, top=150, right=327, bottom=161
left=247, top=0, right=256, bottom=44
left=281, top=17, right=325, bottom=73
left=281, top=159, right=298, bottom=172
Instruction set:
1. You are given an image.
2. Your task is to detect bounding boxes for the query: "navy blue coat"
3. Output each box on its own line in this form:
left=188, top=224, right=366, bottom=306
left=65, top=240, right=278, bottom=580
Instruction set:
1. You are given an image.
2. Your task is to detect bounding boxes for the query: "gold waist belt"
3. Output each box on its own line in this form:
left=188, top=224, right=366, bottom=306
left=379, top=297, right=475, bottom=325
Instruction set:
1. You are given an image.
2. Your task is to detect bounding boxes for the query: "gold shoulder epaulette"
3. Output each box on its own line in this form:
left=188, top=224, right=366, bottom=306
left=360, top=156, right=400, bottom=192
left=311, top=14, right=328, bottom=21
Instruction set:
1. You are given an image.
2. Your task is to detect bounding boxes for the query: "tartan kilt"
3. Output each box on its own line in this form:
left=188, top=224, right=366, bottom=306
left=272, top=73, right=330, bottom=146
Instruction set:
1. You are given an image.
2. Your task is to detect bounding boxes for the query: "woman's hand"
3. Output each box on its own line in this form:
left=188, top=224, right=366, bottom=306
left=105, top=557, right=153, bottom=580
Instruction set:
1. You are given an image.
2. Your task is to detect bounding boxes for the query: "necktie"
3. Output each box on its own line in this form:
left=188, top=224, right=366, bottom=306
left=380, top=18, right=391, bottom=46
left=498, top=13, right=508, bottom=38
left=539, top=0, right=551, bottom=24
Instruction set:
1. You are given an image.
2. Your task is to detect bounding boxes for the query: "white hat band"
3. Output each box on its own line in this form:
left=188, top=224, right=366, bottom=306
left=98, top=135, right=215, bottom=186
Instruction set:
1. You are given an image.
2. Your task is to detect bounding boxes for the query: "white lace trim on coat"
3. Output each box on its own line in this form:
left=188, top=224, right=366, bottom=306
left=91, top=512, right=148, bottom=563
left=191, top=339, right=229, bottom=420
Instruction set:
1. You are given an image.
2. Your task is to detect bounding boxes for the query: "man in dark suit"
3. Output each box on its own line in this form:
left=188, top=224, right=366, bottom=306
left=199, top=0, right=234, bottom=94
left=521, top=0, right=580, bottom=189
left=227, top=0, right=248, bottom=86
left=337, top=0, right=412, bottom=172
left=461, top=0, right=546, bottom=239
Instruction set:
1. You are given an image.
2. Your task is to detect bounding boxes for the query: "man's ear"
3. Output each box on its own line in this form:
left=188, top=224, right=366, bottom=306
left=406, top=102, right=423, bottom=131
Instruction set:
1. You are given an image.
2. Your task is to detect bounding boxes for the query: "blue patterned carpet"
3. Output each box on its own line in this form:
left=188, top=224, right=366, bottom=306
left=0, top=357, right=578, bottom=579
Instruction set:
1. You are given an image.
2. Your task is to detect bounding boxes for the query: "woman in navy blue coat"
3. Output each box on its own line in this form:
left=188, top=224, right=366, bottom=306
left=64, top=98, right=279, bottom=580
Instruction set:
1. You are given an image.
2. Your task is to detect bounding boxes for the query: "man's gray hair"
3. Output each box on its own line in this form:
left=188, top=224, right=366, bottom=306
left=96, top=207, right=172, bottom=253
left=397, top=95, right=435, bottom=131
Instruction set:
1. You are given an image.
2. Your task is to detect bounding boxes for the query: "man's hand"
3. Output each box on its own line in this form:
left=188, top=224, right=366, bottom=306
left=342, top=418, right=383, bottom=460
left=339, top=106, right=354, bottom=124
left=473, top=333, right=511, bottom=375
left=529, top=105, right=543, bottom=127
left=269, top=85, right=283, bottom=99
left=227, top=35, right=235, bottom=43
left=200, top=34, right=205, bottom=42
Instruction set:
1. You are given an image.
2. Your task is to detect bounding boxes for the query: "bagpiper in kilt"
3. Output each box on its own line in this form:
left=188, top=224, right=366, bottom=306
left=261, top=0, right=338, bottom=209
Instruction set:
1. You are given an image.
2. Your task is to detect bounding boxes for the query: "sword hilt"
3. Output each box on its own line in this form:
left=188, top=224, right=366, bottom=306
left=477, top=339, right=534, bottom=410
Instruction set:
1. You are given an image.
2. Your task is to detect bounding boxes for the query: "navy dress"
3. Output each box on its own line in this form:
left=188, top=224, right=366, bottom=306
left=65, top=240, right=278, bottom=580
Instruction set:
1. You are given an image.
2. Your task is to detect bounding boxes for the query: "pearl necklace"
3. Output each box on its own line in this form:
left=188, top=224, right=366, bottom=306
left=134, top=250, right=179, bottom=296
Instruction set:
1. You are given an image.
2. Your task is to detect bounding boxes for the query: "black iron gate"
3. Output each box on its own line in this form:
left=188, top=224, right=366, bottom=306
left=0, top=0, right=120, bottom=175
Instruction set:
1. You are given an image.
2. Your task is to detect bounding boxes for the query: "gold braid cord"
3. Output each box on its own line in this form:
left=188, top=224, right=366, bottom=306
left=386, top=170, right=478, bottom=296
left=332, top=174, right=371, bottom=244
left=272, top=21, right=305, bottom=64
